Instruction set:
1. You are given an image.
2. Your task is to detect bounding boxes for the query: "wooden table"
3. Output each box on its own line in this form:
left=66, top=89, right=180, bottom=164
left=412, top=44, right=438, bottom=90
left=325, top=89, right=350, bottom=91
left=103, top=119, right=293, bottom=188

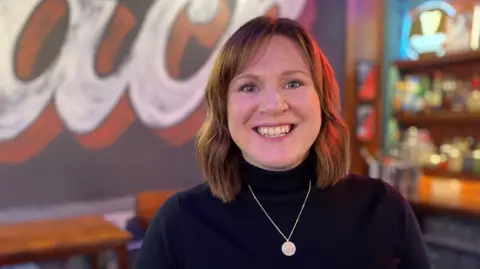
left=0, top=215, right=132, bottom=268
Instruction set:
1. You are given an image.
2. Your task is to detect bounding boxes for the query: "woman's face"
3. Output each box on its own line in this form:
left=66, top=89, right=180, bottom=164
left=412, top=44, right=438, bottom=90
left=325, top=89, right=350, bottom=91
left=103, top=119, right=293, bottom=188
left=227, top=35, right=322, bottom=171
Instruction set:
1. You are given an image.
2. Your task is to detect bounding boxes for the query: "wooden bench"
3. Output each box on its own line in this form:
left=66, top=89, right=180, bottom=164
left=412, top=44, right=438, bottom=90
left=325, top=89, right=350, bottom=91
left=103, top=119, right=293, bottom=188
left=135, top=190, right=178, bottom=229
left=0, top=215, right=132, bottom=268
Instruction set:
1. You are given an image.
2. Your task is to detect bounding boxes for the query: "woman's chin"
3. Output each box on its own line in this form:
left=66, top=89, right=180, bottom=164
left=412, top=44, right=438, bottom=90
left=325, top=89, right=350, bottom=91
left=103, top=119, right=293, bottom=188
left=250, top=157, right=303, bottom=171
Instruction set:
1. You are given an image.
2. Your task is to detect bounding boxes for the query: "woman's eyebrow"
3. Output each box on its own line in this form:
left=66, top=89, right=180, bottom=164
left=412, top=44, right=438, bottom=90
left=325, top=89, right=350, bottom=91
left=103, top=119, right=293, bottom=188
left=232, top=69, right=309, bottom=83
left=232, top=73, right=260, bottom=83
left=280, top=70, right=310, bottom=77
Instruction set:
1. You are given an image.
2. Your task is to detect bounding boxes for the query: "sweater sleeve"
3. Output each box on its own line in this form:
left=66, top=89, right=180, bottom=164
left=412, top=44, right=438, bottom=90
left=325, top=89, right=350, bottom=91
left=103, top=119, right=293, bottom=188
left=134, top=195, right=181, bottom=269
left=397, top=200, right=432, bottom=269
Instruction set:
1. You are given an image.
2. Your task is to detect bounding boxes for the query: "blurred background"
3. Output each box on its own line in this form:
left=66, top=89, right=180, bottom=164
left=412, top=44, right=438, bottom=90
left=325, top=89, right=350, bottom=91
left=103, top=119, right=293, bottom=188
left=0, top=0, right=479, bottom=268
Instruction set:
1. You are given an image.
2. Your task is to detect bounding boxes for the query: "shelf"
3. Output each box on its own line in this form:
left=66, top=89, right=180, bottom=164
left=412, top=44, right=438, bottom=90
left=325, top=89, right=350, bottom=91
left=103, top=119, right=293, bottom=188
left=424, top=234, right=480, bottom=257
left=410, top=198, right=480, bottom=220
left=410, top=176, right=480, bottom=220
left=393, top=111, right=480, bottom=125
left=393, top=50, right=480, bottom=72
left=422, top=168, right=480, bottom=181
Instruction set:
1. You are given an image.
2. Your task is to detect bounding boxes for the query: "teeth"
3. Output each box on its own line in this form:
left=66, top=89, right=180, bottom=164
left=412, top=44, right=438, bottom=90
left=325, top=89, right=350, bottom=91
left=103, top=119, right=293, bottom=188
left=256, top=125, right=292, bottom=137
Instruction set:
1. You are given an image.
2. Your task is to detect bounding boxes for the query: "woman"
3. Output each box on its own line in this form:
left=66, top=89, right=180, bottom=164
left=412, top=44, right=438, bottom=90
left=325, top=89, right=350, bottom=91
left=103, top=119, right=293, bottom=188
left=135, top=16, right=431, bottom=269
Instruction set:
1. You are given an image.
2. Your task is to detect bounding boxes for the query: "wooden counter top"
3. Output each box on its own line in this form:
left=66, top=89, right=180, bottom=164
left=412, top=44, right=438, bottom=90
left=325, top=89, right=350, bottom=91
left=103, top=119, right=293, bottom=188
left=410, top=176, right=480, bottom=220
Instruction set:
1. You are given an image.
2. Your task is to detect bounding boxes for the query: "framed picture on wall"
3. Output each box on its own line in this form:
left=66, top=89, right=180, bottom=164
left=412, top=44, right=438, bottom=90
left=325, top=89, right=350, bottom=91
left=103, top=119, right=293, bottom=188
left=356, top=61, right=377, bottom=101
left=356, top=103, right=376, bottom=142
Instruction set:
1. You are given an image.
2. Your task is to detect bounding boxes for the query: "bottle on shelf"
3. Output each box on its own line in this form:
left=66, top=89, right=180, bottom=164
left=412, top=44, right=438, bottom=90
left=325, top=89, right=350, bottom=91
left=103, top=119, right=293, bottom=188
left=451, top=80, right=469, bottom=112
left=424, top=72, right=444, bottom=113
left=472, top=143, right=480, bottom=175
left=466, top=73, right=480, bottom=113
left=447, top=147, right=463, bottom=173
left=460, top=137, right=474, bottom=173
left=402, top=76, right=425, bottom=113
left=441, top=75, right=457, bottom=111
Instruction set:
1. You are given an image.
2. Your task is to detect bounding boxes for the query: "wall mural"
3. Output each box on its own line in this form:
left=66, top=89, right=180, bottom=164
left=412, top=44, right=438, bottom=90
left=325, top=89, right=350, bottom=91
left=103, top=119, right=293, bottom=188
left=0, top=0, right=318, bottom=210
left=0, top=0, right=316, bottom=164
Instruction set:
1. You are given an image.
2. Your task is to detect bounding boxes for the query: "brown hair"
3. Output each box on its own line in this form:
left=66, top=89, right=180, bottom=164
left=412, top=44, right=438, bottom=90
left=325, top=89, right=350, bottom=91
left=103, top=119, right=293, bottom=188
left=196, top=16, right=350, bottom=203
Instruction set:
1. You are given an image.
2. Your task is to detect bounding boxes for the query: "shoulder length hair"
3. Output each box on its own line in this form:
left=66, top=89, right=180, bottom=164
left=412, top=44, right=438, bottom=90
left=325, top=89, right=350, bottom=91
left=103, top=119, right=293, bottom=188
left=196, top=16, right=350, bottom=203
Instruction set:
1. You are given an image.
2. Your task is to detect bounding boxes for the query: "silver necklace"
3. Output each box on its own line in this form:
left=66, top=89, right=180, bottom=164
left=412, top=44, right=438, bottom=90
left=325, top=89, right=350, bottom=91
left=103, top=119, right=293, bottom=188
left=248, top=182, right=311, bottom=256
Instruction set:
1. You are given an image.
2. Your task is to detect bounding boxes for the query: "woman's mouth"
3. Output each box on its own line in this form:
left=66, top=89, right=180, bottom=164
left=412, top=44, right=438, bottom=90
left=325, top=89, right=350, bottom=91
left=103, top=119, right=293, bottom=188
left=253, top=124, right=297, bottom=138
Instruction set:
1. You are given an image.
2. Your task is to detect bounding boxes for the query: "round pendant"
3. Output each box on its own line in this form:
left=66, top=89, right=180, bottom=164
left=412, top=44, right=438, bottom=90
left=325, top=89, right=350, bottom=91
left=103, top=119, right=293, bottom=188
left=281, top=241, right=296, bottom=256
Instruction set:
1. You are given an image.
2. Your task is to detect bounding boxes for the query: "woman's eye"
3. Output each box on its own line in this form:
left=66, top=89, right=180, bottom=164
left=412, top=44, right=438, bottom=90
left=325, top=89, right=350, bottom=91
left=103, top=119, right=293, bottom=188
left=284, top=80, right=303, bottom=89
left=239, top=84, right=257, bottom=93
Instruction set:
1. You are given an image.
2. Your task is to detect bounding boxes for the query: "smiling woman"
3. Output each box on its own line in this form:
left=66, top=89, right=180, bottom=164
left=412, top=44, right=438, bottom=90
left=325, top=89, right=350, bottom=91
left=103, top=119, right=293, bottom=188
left=198, top=17, right=349, bottom=202
left=135, top=16, right=432, bottom=269
left=227, top=35, right=321, bottom=172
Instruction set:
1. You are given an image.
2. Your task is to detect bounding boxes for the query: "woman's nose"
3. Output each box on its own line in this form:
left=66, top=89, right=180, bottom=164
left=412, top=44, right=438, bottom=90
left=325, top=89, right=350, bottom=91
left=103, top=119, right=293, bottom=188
left=259, top=88, right=289, bottom=114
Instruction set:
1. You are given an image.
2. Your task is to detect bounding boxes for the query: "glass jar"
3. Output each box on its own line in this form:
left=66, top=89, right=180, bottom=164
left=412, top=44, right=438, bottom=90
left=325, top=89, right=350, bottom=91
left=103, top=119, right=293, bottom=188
left=447, top=148, right=463, bottom=173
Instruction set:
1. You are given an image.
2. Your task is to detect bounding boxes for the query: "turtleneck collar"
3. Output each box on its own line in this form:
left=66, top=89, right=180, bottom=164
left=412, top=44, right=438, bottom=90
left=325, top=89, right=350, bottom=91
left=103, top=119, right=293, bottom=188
left=240, top=150, right=317, bottom=194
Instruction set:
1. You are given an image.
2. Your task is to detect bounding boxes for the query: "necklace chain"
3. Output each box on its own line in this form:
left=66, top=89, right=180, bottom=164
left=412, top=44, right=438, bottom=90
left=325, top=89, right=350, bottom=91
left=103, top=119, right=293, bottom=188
left=248, top=182, right=311, bottom=242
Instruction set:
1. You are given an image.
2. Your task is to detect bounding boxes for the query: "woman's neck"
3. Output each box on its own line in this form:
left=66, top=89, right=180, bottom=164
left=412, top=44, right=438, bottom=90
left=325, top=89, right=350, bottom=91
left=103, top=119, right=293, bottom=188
left=240, top=150, right=317, bottom=195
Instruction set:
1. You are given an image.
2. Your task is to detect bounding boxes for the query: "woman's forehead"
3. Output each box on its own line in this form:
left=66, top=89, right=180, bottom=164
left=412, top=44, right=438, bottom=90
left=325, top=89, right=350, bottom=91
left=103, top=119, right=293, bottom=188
left=237, top=36, right=311, bottom=76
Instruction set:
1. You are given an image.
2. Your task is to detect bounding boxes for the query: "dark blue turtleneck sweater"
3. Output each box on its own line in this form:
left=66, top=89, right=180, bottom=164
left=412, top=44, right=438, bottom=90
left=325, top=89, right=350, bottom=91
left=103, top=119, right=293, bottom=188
left=135, top=154, right=431, bottom=269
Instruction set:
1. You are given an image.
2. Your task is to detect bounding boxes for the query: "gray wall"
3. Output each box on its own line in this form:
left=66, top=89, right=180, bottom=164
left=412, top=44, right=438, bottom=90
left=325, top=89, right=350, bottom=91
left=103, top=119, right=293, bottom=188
left=0, top=0, right=345, bottom=213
